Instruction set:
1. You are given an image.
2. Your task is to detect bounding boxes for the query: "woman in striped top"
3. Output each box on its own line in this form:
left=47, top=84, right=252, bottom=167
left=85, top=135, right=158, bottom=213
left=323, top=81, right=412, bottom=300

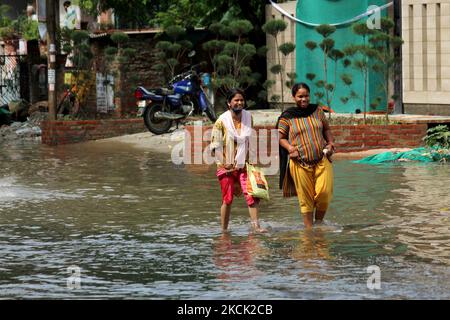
left=277, top=83, right=335, bottom=228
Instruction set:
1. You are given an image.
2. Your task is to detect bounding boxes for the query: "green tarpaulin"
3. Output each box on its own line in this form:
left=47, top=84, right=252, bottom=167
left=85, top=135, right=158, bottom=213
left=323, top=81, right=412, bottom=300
left=354, top=147, right=450, bottom=164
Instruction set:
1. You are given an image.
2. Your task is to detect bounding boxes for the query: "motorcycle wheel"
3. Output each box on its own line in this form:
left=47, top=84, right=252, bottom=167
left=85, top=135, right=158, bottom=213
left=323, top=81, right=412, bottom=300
left=204, top=95, right=217, bottom=122
left=143, top=104, right=173, bottom=135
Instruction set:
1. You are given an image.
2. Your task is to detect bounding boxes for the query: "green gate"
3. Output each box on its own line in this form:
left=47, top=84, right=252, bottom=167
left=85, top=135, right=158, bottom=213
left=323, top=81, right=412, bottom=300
left=296, top=0, right=388, bottom=113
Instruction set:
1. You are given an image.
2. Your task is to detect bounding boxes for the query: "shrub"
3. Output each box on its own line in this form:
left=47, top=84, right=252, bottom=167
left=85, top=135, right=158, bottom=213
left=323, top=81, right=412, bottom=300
left=423, top=125, right=450, bottom=148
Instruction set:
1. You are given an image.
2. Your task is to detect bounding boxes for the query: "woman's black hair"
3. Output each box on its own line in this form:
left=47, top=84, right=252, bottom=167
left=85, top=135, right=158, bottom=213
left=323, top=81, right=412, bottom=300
left=226, top=88, right=246, bottom=103
left=291, top=82, right=310, bottom=96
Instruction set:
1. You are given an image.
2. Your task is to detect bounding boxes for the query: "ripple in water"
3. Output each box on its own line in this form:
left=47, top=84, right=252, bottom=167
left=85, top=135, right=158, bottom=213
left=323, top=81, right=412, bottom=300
left=0, top=142, right=449, bottom=299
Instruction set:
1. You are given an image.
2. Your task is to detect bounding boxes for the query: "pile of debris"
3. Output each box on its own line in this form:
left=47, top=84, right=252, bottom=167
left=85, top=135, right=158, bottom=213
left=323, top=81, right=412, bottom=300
left=0, top=100, right=49, bottom=143
left=0, top=111, right=48, bottom=144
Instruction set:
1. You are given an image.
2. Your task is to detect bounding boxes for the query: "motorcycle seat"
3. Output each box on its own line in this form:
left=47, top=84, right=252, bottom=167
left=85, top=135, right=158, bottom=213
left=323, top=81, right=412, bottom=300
left=154, top=88, right=174, bottom=96
left=140, top=87, right=154, bottom=95
left=150, top=94, right=164, bottom=101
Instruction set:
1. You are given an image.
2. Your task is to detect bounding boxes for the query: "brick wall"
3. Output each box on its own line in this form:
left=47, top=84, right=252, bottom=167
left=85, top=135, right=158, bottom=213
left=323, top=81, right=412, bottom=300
left=183, top=124, right=428, bottom=164
left=331, top=124, right=427, bottom=151
left=118, top=36, right=165, bottom=115
left=41, top=121, right=428, bottom=150
left=41, top=119, right=146, bottom=146
left=89, top=35, right=165, bottom=117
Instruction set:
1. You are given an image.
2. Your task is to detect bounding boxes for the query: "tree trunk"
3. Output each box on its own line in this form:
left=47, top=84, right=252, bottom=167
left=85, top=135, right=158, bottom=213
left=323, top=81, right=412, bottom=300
left=363, top=68, right=367, bottom=125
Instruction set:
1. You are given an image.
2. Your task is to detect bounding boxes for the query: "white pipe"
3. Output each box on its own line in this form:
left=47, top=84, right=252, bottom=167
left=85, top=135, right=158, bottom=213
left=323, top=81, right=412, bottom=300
left=269, top=0, right=393, bottom=27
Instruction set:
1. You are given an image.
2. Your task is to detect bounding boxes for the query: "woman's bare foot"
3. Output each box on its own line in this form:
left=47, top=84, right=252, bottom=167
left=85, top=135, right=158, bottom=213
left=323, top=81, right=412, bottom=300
left=254, top=227, right=268, bottom=233
left=251, top=221, right=268, bottom=233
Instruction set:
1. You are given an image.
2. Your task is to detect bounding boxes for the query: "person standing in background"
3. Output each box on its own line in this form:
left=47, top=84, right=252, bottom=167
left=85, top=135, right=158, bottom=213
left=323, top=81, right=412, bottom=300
left=62, top=1, right=81, bottom=30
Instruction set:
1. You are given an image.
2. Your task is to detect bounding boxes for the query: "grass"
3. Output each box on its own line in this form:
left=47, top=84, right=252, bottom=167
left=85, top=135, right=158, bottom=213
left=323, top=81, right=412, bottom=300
left=327, top=114, right=400, bottom=125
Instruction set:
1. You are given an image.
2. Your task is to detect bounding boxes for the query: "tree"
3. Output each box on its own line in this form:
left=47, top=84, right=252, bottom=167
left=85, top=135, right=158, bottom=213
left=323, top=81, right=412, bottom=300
left=339, top=72, right=359, bottom=109
left=279, top=42, right=297, bottom=89
left=59, top=29, right=95, bottom=117
left=369, top=18, right=403, bottom=122
left=0, top=5, right=38, bottom=41
left=200, top=0, right=266, bottom=28
left=80, top=0, right=267, bottom=29
left=154, top=26, right=193, bottom=83
left=202, top=23, right=225, bottom=81
left=343, top=23, right=376, bottom=124
left=304, top=24, right=342, bottom=118
left=77, top=1, right=269, bottom=109
left=0, top=5, right=14, bottom=39
left=105, top=32, right=137, bottom=115
left=151, top=0, right=209, bottom=28
left=14, top=15, right=39, bottom=41
left=60, top=28, right=135, bottom=118
left=80, top=0, right=157, bottom=29
left=203, top=19, right=260, bottom=101
left=263, top=19, right=296, bottom=111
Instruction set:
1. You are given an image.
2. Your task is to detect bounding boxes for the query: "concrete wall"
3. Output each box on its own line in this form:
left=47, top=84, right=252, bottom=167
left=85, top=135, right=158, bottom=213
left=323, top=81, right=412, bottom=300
left=404, top=103, right=450, bottom=115
left=402, top=0, right=450, bottom=115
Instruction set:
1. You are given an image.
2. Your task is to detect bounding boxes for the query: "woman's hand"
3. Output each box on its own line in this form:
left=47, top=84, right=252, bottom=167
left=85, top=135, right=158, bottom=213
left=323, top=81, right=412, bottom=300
left=280, top=139, right=300, bottom=160
left=323, top=143, right=336, bottom=162
left=288, top=145, right=299, bottom=159
left=287, top=145, right=297, bottom=154
left=289, top=150, right=300, bottom=159
left=326, top=142, right=336, bottom=155
left=224, top=164, right=234, bottom=170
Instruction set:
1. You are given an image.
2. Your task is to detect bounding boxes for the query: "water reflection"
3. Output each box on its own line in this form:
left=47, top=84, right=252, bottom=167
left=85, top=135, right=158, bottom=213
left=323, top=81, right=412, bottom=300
left=271, top=228, right=336, bottom=284
left=386, top=165, right=450, bottom=265
left=212, top=232, right=267, bottom=282
left=290, top=229, right=331, bottom=261
left=0, top=141, right=449, bottom=299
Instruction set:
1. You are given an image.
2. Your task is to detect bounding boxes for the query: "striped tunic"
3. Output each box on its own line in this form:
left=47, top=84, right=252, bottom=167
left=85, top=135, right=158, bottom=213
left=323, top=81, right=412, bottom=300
left=277, top=107, right=328, bottom=166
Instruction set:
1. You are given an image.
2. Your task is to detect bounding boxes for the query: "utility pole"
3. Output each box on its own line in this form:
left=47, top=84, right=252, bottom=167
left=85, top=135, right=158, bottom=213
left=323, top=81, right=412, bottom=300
left=46, top=0, right=58, bottom=120
left=393, top=0, right=403, bottom=114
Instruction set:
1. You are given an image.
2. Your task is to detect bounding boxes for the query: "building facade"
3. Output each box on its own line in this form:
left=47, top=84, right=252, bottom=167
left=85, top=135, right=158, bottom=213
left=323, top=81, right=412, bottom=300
left=402, top=0, right=450, bottom=115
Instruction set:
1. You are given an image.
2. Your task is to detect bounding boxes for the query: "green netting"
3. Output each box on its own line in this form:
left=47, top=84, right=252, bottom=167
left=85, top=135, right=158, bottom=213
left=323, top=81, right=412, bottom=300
left=354, top=147, right=450, bottom=164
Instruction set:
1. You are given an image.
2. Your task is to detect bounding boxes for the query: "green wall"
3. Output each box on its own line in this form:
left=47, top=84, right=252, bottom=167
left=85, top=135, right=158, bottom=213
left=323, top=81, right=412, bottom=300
left=296, top=0, right=387, bottom=113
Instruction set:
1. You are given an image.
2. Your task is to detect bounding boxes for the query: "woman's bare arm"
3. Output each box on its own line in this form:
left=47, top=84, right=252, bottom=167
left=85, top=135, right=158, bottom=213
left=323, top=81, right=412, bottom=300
left=322, top=118, right=335, bottom=153
left=279, top=132, right=298, bottom=158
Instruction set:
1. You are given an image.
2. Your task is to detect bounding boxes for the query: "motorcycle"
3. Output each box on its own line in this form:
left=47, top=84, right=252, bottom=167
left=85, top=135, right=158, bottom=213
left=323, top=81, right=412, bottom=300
left=134, top=63, right=217, bottom=135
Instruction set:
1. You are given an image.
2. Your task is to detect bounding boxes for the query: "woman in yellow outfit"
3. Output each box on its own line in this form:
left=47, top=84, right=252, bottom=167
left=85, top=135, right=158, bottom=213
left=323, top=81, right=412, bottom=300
left=277, top=83, right=335, bottom=228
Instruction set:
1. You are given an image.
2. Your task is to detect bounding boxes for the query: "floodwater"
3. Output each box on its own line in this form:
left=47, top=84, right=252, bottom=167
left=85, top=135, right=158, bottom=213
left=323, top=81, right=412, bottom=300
left=0, top=140, right=449, bottom=299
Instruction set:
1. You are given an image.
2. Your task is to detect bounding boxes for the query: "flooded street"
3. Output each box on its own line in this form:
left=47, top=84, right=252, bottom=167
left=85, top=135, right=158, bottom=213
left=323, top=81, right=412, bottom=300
left=0, top=140, right=449, bottom=299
